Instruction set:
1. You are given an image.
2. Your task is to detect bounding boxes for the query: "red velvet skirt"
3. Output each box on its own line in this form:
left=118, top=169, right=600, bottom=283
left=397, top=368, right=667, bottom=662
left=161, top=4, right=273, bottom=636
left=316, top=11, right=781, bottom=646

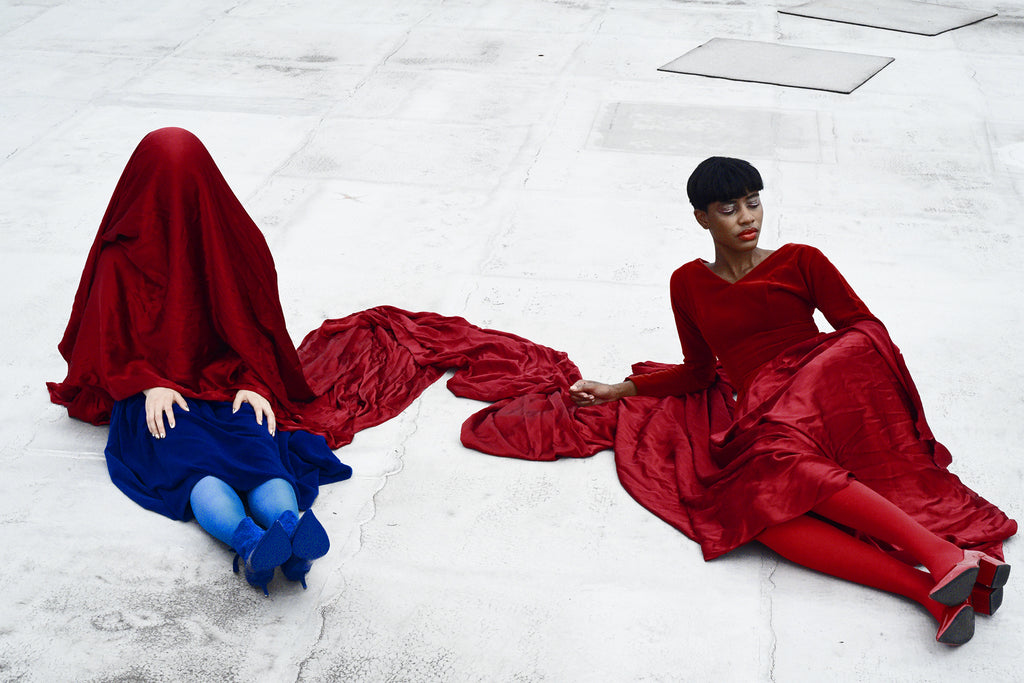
left=676, top=324, right=1012, bottom=559
left=461, top=318, right=1014, bottom=560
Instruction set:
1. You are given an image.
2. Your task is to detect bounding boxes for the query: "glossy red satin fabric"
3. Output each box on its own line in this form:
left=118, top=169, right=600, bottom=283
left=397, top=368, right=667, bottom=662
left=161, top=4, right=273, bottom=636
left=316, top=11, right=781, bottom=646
left=48, top=129, right=1014, bottom=561
left=284, top=306, right=1016, bottom=560
left=461, top=321, right=1016, bottom=561
left=291, top=306, right=583, bottom=448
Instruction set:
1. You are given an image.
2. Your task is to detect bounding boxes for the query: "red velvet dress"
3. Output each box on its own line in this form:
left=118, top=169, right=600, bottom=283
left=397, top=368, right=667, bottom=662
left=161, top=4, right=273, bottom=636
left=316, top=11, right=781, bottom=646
left=624, top=243, right=1011, bottom=558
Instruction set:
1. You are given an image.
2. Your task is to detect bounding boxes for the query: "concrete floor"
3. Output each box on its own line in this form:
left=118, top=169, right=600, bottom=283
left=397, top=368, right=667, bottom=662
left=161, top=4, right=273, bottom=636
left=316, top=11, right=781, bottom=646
left=2, top=0, right=1022, bottom=680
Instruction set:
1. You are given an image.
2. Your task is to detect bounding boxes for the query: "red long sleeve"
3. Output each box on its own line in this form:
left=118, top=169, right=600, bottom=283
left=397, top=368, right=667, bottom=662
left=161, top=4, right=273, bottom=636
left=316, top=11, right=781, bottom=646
left=630, top=244, right=877, bottom=398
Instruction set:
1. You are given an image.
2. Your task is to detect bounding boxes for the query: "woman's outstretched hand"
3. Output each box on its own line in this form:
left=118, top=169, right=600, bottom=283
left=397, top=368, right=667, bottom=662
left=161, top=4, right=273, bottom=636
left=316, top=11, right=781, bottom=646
left=233, top=389, right=276, bottom=436
left=143, top=387, right=189, bottom=439
left=568, top=379, right=637, bottom=407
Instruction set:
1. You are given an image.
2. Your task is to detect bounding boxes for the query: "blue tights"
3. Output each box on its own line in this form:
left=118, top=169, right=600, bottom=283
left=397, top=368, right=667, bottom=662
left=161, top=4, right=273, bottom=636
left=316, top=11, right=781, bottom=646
left=189, top=476, right=299, bottom=546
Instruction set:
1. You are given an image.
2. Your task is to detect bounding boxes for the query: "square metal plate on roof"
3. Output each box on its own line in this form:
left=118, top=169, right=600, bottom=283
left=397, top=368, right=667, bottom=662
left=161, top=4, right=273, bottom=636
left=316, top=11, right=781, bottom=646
left=659, top=38, right=894, bottom=94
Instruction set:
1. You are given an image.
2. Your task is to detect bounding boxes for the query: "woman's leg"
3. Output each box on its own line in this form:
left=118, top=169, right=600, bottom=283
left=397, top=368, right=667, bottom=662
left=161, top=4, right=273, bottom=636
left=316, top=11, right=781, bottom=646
left=246, top=479, right=330, bottom=588
left=246, top=478, right=299, bottom=529
left=191, top=476, right=292, bottom=595
left=189, top=475, right=247, bottom=545
left=812, top=481, right=964, bottom=581
left=756, top=514, right=943, bottom=620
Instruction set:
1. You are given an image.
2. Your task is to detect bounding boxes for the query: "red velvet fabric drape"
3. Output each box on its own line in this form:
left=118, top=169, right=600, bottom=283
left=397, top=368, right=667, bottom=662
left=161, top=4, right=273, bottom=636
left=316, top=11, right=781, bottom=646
left=47, top=128, right=312, bottom=423
left=48, top=128, right=1014, bottom=562
left=284, top=307, right=1014, bottom=560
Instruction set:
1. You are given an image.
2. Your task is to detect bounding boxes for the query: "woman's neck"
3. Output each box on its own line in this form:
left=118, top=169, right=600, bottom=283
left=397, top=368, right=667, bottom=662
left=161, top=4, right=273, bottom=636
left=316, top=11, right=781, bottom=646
left=709, top=246, right=772, bottom=283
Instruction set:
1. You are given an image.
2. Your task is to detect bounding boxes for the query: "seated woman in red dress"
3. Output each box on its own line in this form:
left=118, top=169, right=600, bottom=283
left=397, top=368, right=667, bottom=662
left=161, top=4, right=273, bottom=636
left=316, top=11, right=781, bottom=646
left=48, top=128, right=352, bottom=595
left=569, top=156, right=1012, bottom=645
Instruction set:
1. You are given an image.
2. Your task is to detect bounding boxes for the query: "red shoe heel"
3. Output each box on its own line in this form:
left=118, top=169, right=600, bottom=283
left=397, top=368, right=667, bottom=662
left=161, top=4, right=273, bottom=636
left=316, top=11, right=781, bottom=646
left=970, top=584, right=1003, bottom=617
left=976, top=554, right=1010, bottom=589
left=929, top=552, right=981, bottom=606
left=936, top=603, right=974, bottom=645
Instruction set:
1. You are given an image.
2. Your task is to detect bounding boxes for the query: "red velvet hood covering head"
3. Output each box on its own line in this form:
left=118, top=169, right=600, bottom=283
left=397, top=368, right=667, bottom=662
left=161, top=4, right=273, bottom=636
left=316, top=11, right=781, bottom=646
left=48, top=127, right=314, bottom=424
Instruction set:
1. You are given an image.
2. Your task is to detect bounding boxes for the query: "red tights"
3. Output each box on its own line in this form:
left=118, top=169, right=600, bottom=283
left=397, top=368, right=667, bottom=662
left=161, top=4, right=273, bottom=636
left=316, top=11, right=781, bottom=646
left=756, top=481, right=965, bottom=621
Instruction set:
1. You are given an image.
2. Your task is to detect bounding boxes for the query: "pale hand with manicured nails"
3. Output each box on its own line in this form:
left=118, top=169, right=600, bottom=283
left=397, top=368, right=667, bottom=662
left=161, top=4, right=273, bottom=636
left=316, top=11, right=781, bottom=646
left=142, top=387, right=189, bottom=439
left=233, top=389, right=276, bottom=436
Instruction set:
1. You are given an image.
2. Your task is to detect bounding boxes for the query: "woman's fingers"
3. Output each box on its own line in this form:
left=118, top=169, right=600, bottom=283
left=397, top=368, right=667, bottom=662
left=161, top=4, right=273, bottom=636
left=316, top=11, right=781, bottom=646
left=147, top=409, right=160, bottom=438
left=568, top=380, right=599, bottom=405
left=250, top=396, right=277, bottom=435
left=233, top=390, right=276, bottom=436
left=144, top=387, right=187, bottom=438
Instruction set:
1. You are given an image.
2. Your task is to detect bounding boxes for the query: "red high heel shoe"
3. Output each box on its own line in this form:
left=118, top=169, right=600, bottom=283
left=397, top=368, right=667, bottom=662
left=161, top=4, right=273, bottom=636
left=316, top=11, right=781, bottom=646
left=970, top=584, right=1003, bottom=617
left=935, top=602, right=974, bottom=645
left=976, top=554, right=1010, bottom=589
left=930, top=550, right=1011, bottom=607
left=930, top=552, right=981, bottom=606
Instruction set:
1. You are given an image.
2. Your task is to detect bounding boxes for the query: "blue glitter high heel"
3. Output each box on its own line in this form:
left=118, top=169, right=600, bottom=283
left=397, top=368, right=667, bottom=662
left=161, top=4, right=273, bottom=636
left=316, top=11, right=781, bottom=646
left=230, top=517, right=292, bottom=596
left=277, top=510, right=330, bottom=589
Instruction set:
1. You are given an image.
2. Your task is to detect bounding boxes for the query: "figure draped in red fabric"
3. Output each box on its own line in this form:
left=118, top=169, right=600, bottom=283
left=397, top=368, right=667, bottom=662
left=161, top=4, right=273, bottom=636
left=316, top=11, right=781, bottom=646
left=568, top=157, right=1013, bottom=646
left=48, top=127, right=352, bottom=595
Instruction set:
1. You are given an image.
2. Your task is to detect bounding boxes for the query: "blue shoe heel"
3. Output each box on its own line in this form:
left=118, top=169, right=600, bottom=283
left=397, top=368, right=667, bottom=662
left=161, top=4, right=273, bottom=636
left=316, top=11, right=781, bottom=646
left=231, top=518, right=292, bottom=596
left=278, top=510, right=330, bottom=589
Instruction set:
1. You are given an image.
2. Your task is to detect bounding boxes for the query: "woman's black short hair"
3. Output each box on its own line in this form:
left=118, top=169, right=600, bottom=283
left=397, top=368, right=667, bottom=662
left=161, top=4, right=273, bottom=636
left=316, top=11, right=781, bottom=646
left=686, top=157, right=764, bottom=211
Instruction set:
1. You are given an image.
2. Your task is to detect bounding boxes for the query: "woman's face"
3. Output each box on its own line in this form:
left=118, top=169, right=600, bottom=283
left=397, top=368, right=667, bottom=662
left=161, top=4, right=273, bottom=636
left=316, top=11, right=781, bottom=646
left=695, top=192, right=763, bottom=252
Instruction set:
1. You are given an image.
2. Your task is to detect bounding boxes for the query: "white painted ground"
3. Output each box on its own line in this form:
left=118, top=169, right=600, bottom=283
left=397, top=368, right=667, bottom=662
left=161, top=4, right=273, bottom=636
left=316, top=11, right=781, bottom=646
left=1, top=0, right=1022, bottom=680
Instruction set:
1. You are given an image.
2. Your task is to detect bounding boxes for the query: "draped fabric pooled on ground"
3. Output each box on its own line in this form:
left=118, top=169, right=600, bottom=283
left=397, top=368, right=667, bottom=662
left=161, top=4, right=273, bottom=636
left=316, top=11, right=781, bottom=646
left=47, top=128, right=1014, bottom=554
left=294, top=307, right=1015, bottom=560
left=46, top=128, right=353, bottom=520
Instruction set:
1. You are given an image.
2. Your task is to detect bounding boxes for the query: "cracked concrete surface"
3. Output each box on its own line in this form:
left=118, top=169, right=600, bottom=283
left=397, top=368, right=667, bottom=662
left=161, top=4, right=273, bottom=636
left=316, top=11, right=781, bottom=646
left=2, top=0, right=1023, bottom=680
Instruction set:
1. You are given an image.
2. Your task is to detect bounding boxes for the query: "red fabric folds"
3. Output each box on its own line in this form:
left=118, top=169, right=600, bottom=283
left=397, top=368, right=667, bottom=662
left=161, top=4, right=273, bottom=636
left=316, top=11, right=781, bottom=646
left=47, top=128, right=313, bottom=423
left=284, top=305, right=1015, bottom=560
left=49, top=128, right=1014, bottom=563
left=290, top=306, right=584, bottom=449
left=461, top=323, right=1016, bottom=561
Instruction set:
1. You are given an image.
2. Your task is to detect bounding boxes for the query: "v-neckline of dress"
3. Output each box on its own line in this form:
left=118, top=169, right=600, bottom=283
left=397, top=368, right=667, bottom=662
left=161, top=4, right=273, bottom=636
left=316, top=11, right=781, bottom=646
left=699, top=244, right=790, bottom=285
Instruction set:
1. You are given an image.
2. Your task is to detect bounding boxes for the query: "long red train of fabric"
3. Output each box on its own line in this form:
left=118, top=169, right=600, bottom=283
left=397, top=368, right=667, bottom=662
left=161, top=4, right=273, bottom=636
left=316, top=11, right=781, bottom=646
left=292, top=305, right=1015, bottom=561
left=46, top=129, right=1013, bottom=561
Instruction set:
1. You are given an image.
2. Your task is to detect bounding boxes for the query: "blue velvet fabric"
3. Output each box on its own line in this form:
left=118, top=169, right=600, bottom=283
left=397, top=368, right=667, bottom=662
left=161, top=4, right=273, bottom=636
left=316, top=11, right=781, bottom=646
left=106, top=394, right=352, bottom=521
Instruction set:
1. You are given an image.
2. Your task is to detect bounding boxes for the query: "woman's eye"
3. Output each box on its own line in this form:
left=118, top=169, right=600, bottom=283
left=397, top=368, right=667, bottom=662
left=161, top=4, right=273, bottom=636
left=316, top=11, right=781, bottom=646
left=747, top=200, right=760, bottom=209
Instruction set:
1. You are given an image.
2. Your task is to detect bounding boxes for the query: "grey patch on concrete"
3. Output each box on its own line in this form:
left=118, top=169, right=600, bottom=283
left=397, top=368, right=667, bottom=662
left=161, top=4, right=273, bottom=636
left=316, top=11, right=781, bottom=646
left=32, top=572, right=278, bottom=680
left=989, top=121, right=1024, bottom=179
left=300, top=54, right=337, bottom=63
left=255, top=63, right=320, bottom=76
left=659, top=38, right=893, bottom=94
left=779, top=0, right=996, bottom=37
left=590, top=101, right=835, bottom=163
left=292, top=154, right=342, bottom=175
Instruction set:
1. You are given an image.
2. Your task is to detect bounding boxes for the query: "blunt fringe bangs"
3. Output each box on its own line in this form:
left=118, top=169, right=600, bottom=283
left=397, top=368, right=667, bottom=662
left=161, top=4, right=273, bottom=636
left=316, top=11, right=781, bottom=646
left=686, top=157, right=764, bottom=210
